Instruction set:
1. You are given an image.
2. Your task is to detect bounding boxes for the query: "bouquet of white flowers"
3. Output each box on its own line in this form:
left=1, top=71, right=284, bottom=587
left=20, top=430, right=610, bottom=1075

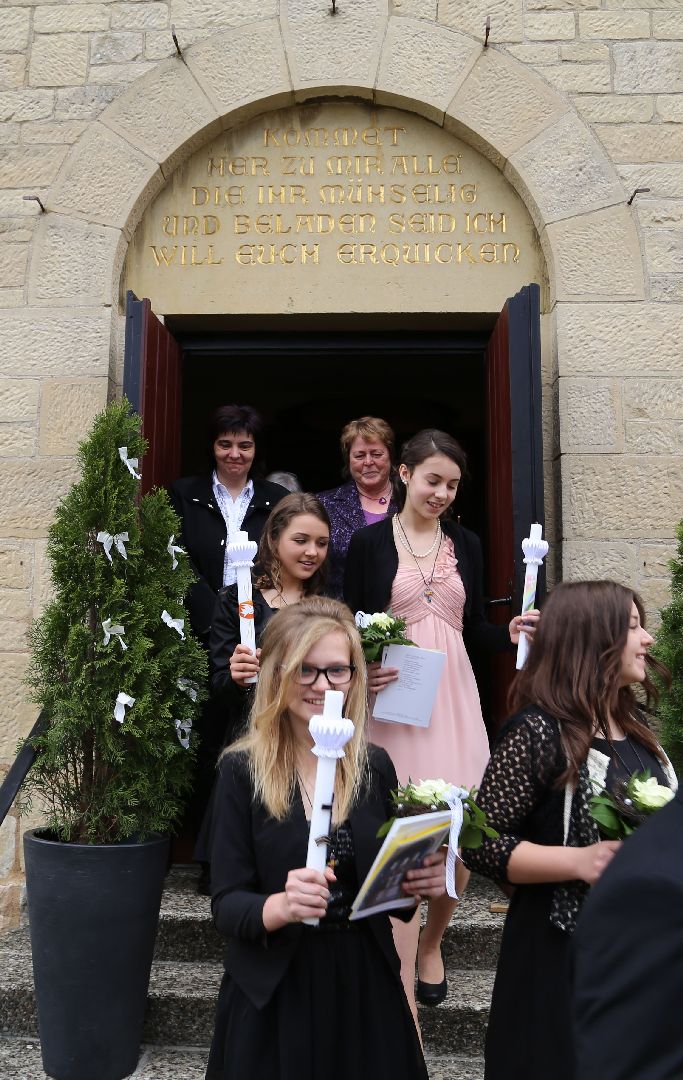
left=377, top=777, right=498, bottom=848
left=354, top=610, right=415, bottom=663
left=590, top=771, right=674, bottom=840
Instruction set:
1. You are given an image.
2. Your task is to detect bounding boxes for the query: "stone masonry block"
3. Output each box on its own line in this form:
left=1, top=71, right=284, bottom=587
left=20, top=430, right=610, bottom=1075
left=642, top=576, right=674, bottom=611
left=0, top=382, right=39, bottom=423
left=506, top=113, right=623, bottom=229
left=29, top=34, right=89, bottom=87
left=527, top=0, right=599, bottom=7
left=55, top=85, right=120, bottom=121
left=38, top=378, right=108, bottom=455
left=29, top=215, right=123, bottom=306
left=281, top=0, right=383, bottom=99
left=0, top=882, right=22, bottom=933
left=623, top=379, right=683, bottom=420
left=0, top=425, right=36, bottom=457
left=0, top=56, right=27, bottom=91
left=562, top=540, right=637, bottom=584
left=0, top=543, right=32, bottom=589
left=111, top=3, right=169, bottom=30
left=0, top=588, right=31, bottom=621
left=575, top=95, right=653, bottom=124
left=0, top=817, right=18, bottom=879
left=102, top=57, right=221, bottom=171
left=0, top=90, right=54, bottom=123
left=580, top=11, right=650, bottom=37
left=32, top=537, right=54, bottom=614
left=377, top=18, right=479, bottom=124
left=0, top=244, right=28, bottom=288
left=34, top=5, right=111, bottom=33
left=4, top=9, right=31, bottom=51
left=563, top=455, right=683, bottom=539
left=650, top=275, right=683, bottom=303
left=653, top=12, right=683, bottom=39
left=657, top=96, right=683, bottom=123
left=643, top=228, right=683, bottom=274
left=0, top=146, right=68, bottom=188
left=0, top=290, right=25, bottom=309
left=48, top=123, right=164, bottom=232
left=624, top=420, right=682, bottom=453
left=619, top=164, right=683, bottom=200
left=3, top=308, right=112, bottom=379
left=0, top=458, right=81, bottom=538
left=525, top=12, right=576, bottom=39
left=440, top=0, right=523, bottom=43
left=144, top=27, right=212, bottom=60
left=171, top=0, right=277, bottom=29
left=446, top=47, right=568, bottom=166
left=541, top=61, right=611, bottom=93
left=87, top=60, right=157, bottom=86
left=641, top=542, right=677, bottom=579
left=0, top=653, right=34, bottom=758
left=558, top=378, right=622, bottom=453
left=545, top=205, right=645, bottom=303
left=556, top=304, right=680, bottom=377
left=90, top=31, right=142, bottom=65
left=21, top=120, right=89, bottom=144
left=599, top=124, right=683, bottom=165
left=507, top=44, right=559, bottom=64
left=614, top=43, right=683, bottom=93
left=0, top=123, right=19, bottom=145
left=392, top=0, right=438, bottom=15
left=186, top=20, right=292, bottom=119
left=560, top=42, right=609, bottom=61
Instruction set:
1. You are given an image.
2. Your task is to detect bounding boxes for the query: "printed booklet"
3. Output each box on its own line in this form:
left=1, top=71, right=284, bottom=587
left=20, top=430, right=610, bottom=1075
left=349, top=809, right=451, bottom=920
left=371, top=643, right=446, bottom=728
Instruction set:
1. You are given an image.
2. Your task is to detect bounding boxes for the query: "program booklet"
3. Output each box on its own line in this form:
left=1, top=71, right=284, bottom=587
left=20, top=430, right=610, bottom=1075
left=349, top=809, right=451, bottom=921
left=371, top=643, right=446, bottom=728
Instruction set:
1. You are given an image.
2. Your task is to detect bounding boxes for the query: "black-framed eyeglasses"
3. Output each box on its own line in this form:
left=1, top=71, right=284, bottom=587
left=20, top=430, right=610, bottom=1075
left=295, top=664, right=356, bottom=687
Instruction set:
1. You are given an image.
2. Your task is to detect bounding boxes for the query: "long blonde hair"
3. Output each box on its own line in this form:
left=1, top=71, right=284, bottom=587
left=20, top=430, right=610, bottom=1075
left=228, top=597, right=369, bottom=823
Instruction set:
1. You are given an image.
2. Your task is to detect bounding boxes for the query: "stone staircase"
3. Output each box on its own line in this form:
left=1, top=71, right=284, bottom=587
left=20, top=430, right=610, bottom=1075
left=0, top=867, right=505, bottom=1079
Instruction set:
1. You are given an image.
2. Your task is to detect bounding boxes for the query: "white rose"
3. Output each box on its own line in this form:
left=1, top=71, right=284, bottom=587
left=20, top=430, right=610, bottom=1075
left=370, top=612, right=392, bottom=629
left=355, top=611, right=372, bottom=629
left=631, top=776, right=674, bottom=811
left=411, top=778, right=453, bottom=803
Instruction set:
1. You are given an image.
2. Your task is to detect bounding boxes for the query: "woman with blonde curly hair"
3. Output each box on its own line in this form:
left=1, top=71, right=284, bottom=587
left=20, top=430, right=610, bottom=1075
left=205, top=597, right=445, bottom=1080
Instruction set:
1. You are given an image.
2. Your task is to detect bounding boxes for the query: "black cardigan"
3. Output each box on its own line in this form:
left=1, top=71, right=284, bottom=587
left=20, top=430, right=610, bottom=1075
left=210, top=745, right=416, bottom=1010
left=343, top=515, right=511, bottom=656
left=168, top=475, right=287, bottom=639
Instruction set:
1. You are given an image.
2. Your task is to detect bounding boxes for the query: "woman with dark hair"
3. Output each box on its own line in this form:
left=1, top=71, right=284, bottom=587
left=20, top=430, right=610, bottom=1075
left=317, top=415, right=398, bottom=598
left=344, top=428, right=536, bottom=1026
left=462, top=579, right=677, bottom=1080
left=169, top=404, right=288, bottom=643
left=205, top=597, right=445, bottom=1080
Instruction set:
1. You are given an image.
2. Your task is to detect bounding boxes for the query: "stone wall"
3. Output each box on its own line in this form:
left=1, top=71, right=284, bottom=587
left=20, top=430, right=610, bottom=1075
left=0, top=0, right=681, bottom=925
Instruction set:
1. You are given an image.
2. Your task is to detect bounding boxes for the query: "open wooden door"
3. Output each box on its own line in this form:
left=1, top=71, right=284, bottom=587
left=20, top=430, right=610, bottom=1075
left=485, top=283, right=545, bottom=734
left=123, top=291, right=182, bottom=494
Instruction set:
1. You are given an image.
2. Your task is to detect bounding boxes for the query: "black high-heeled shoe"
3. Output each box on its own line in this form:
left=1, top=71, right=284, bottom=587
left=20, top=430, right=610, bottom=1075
left=416, top=946, right=447, bottom=1006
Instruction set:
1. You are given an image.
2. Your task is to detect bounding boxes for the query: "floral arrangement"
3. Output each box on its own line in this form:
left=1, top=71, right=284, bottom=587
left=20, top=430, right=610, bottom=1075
left=590, top=771, right=675, bottom=840
left=354, top=610, right=415, bottom=663
left=377, top=777, right=499, bottom=847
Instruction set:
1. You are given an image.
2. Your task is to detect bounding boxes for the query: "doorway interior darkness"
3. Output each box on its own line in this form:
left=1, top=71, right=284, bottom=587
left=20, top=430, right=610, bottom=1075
left=167, top=325, right=491, bottom=546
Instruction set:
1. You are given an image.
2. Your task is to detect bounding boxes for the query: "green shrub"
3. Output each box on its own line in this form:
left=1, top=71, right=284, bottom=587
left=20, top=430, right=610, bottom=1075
left=652, top=520, right=683, bottom=779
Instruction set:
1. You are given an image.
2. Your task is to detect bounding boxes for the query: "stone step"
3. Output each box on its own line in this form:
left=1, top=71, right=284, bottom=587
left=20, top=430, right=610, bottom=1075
left=156, top=866, right=506, bottom=970
left=0, top=1037, right=485, bottom=1080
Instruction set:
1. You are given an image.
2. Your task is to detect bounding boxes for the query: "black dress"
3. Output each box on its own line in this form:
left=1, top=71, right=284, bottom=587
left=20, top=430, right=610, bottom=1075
left=463, top=708, right=672, bottom=1080
left=205, top=750, right=428, bottom=1080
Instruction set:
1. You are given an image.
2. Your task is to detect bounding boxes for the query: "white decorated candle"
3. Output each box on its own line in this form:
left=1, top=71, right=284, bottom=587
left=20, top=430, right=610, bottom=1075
left=516, top=522, right=549, bottom=670
left=227, top=529, right=259, bottom=684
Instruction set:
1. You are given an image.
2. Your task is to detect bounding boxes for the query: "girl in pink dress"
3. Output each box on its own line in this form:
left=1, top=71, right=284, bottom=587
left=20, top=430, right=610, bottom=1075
left=344, top=429, right=537, bottom=1030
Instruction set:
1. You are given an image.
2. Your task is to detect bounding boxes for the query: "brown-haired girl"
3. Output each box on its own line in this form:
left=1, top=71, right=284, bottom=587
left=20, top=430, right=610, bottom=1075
left=463, top=579, right=677, bottom=1080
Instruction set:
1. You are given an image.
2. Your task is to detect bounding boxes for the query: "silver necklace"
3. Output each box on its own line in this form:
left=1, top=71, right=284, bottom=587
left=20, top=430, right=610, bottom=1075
left=395, top=517, right=442, bottom=603
left=356, top=482, right=391, bottom=506
left=394, top=514, right=441, bottom=558
left=607, top=735, right=646, bottom=776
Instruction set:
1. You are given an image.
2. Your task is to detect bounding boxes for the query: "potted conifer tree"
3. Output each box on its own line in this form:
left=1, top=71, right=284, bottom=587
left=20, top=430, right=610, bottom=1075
left=21, top=399, right=207, bottom=1080
left=653, top=520, right=683, bottom=778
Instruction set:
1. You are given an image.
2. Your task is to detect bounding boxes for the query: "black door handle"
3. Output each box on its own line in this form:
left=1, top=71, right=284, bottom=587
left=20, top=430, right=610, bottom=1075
left=486, top=596, right=512, bottom=607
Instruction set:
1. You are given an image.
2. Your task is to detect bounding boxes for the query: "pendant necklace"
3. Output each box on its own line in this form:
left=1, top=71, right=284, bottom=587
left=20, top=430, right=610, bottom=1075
left=606, top=734, right=646, bottom=778
left=394, top=516, right=442, bottom=602
left=356, top=482, right=391, bottom=506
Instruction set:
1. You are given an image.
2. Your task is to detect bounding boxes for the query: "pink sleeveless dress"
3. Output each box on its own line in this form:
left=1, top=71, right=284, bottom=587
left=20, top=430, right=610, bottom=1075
left=368, top=535, right=490, bottom=790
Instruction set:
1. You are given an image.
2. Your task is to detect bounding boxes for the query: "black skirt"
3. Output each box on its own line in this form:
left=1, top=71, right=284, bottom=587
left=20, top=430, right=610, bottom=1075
left=206, top=922, right=428, bottom=1080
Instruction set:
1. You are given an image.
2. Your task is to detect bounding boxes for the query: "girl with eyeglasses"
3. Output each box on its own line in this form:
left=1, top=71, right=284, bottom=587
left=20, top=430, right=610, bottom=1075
left=205, top=597, right=445, bottom=1080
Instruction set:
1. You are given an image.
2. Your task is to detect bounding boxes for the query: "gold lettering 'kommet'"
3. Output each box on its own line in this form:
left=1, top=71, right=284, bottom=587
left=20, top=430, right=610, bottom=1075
left=263, top=126, right=407, bottom=148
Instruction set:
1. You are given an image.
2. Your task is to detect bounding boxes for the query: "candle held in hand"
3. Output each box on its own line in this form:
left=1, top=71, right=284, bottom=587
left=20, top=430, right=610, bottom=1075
left=516, top=522, right=548, bottom=670
left=227, top=530, right=259, bottom=684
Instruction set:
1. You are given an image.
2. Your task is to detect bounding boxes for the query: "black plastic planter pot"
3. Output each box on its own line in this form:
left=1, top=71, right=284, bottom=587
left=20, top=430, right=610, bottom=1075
left=23, top=830, right=169, bottom=1080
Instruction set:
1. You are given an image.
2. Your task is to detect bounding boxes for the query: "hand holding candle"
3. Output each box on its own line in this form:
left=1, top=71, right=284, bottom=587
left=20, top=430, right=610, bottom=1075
left=227, top=529, right=259, bottom=684
left=303, top=689, right=355, bottom=926
left=516, top=523, right=548, bottom=670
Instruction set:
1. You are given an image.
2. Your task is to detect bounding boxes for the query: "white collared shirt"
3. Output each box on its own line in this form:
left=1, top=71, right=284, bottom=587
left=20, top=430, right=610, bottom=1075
left=212, top=471, right=254, bottom=586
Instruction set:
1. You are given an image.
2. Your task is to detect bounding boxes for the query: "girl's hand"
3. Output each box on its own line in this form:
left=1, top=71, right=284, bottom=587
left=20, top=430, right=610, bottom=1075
left=367, top=660, right=399, bottom=694
left=229, top=644, right=261, bottom=686
left=508, top=609, right=540, bottom=645
left=401, top=850, right=446, bottom=899
left=574, top=840, right=622, bottom=885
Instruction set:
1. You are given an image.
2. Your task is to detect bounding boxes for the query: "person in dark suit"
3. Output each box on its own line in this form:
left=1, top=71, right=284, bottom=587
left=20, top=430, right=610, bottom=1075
left=573, top=784, right=682, bottom=1080
left=344, top=428, right=536, bottom=1026
left=205, top=597, right=445, bottom=1080
left=169, top=404, right=288, bottom=644
left=316, top=415, right=398, bottom=598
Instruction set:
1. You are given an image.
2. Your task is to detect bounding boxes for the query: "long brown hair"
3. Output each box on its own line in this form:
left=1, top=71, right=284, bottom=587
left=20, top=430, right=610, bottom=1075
left=228, top=597, right=369, bottom=823
left=254, top=492, right=330, bottom=595
left=508, top=580, right=670, bottom=786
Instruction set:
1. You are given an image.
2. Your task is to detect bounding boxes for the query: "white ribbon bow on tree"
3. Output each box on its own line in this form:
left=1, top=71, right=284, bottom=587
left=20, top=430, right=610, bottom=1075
left=177, top=677, right=198, bottom=702
left=113, top=692, right=135, bottom=725
left=444, top=786, right=470, bottom=900
left=162, top=609, right=185, bottom=639
left=118, top=446, right=141, bottom=480
left=174, top=718, right=192, bottom=749
left=97, top=531, right=129, bottom=563
left=102, top=618, right=127, bottom=651
left=167, top=535, right=185, bottom=570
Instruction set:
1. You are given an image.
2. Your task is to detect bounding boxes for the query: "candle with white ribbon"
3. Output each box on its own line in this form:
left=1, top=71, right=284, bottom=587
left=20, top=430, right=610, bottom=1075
left=303, top=689, right=355, bottom=927
left=227, top=530, right=259, bottom=685
left=516, top=523, right=549, bottom=670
